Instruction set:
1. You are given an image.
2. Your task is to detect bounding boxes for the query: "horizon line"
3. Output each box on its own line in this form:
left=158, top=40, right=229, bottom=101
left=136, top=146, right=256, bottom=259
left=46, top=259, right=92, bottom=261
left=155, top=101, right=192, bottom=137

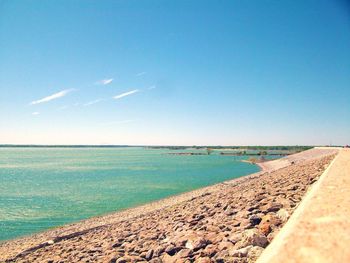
left=0, top=144, right=332, bottom=148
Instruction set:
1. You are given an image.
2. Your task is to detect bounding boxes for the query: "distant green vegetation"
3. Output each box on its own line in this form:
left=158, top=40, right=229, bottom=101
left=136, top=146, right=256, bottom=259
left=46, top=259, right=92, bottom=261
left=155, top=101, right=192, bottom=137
left=212, top=146, right=313, bottom=151
left=146, top=145, right=313, bottom=152
left=234, top=145, right=314, bottom=151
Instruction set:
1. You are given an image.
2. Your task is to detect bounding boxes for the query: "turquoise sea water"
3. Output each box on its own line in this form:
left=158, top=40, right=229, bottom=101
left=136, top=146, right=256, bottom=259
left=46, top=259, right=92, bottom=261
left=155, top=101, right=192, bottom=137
left=0, top=147, right=260, bottom=241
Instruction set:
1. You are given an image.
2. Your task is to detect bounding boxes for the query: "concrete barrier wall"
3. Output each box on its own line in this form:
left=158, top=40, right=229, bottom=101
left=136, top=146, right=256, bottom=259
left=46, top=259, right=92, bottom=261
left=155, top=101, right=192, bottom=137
left=257, top=149, right=350, bottom=263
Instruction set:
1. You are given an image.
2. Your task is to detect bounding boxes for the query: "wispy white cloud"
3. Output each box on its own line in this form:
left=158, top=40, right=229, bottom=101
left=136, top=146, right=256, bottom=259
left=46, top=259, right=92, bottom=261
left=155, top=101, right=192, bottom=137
left=100, top=120, right=135, bottom=126
left=113, top=89, right=139, bottom=100
left=30, top=89, right=74, bottom=105
left=136, top=72, right=146, bottom=77
left=148, top=85, right=156, bottom=90
left=96, top=78, right=113, bottom=85
left=84, top=99, right=105, bottom=106
left=32, top=112, right=40, bottom=115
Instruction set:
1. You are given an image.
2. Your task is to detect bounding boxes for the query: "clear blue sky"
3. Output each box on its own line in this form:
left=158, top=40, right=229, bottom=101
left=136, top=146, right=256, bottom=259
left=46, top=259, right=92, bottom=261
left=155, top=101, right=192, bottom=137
left=0, top=0, right=349, bottom=145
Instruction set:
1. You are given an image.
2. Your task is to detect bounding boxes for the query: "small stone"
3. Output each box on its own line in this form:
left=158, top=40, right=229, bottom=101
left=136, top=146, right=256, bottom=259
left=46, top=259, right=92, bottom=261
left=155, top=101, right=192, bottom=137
left=185, top=236, right=208, bottom=251
left=205, top=231, right=223, bottom=244
left=196, top=257, right=211, bottom=263
left=247, top=205, right=259, bottom=212
left=177, top=248, right=192, bottom=258
left=238, top=229, right=268, bottom=248
left=173, top=235, right=187, bottom=247
left=145, top=249, right=154, bottom=260
left=129, top=255, right=143, bottom=261
left=224, top=206, right=238, bottom=216
left=255, top=194, right=265, bottom=202
left=259, top=214, right=281, bottom=228
left=214, top=250, right=229, bottom=262
left=266, top=203, right=283, bottom=212
left=247, top=246, right=264, bottom=261
left=227, top=233, right=242, bottom=244
left=217, top=241, right=234, bottom=251
left=149, top=258, right=162, bottom=263
left=287, top=184, right=298, bottom=191
left=231, top=220, right=241, bottom=227
left=153, top=246, right=165, bottom=257
left=276, top=208, right=290, bottom=223
left=240, top=218, right=252, bottom=229
left=165, top=245, right=177, bottom=256
left=259, top=222, right=271, bottom=235
left=229, top=245, right=253, bottom=257
left=112, top=241, right=123, bottom=248
left=200, top=244, right=217, bottom=257
left=116, top=258, right=127, bottom=263
left=161, top=253, right=177, bottom=263
left=249, top=215, right=262, bottom=226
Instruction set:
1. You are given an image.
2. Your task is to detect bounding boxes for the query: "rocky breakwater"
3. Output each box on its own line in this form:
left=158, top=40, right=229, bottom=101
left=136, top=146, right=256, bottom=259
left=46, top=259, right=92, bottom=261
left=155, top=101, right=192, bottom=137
left=2, top=155, right=334, bottom=263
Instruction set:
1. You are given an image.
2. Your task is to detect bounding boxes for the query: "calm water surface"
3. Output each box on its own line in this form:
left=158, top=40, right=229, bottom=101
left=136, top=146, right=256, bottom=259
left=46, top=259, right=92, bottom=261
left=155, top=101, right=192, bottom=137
left=0, top=147, right=260, bottom=241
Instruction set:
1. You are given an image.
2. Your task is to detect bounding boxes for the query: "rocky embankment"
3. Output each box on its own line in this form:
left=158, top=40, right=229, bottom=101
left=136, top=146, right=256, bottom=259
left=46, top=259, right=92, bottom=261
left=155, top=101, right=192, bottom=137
left=0, top=152, right=335, bottom=263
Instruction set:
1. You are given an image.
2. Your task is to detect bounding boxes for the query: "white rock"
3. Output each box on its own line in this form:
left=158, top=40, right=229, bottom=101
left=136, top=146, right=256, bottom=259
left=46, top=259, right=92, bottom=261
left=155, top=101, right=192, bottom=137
left=277, top=208, right=290, bottom=222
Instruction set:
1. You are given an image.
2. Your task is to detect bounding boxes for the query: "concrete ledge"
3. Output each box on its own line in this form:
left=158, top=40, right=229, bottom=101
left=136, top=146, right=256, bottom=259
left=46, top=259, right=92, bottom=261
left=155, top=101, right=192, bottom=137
left=257, top=149, right=350, bottom=263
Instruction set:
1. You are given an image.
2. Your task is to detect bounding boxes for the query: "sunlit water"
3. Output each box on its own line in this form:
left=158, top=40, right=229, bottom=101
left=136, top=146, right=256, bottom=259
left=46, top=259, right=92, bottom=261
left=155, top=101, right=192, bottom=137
left=0, top=147, right=260, bottom=241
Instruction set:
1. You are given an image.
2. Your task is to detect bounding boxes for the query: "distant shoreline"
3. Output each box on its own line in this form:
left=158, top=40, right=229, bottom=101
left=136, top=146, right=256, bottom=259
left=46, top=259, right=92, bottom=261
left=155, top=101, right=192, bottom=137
left=0, top=144, right=318, bottom=151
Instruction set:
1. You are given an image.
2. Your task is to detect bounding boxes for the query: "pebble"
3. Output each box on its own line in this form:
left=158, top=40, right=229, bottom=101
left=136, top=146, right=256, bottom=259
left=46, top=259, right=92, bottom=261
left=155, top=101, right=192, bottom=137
left=238, top=229, right=268, bottom=248
left=230, top=245, right=253, bottom=257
